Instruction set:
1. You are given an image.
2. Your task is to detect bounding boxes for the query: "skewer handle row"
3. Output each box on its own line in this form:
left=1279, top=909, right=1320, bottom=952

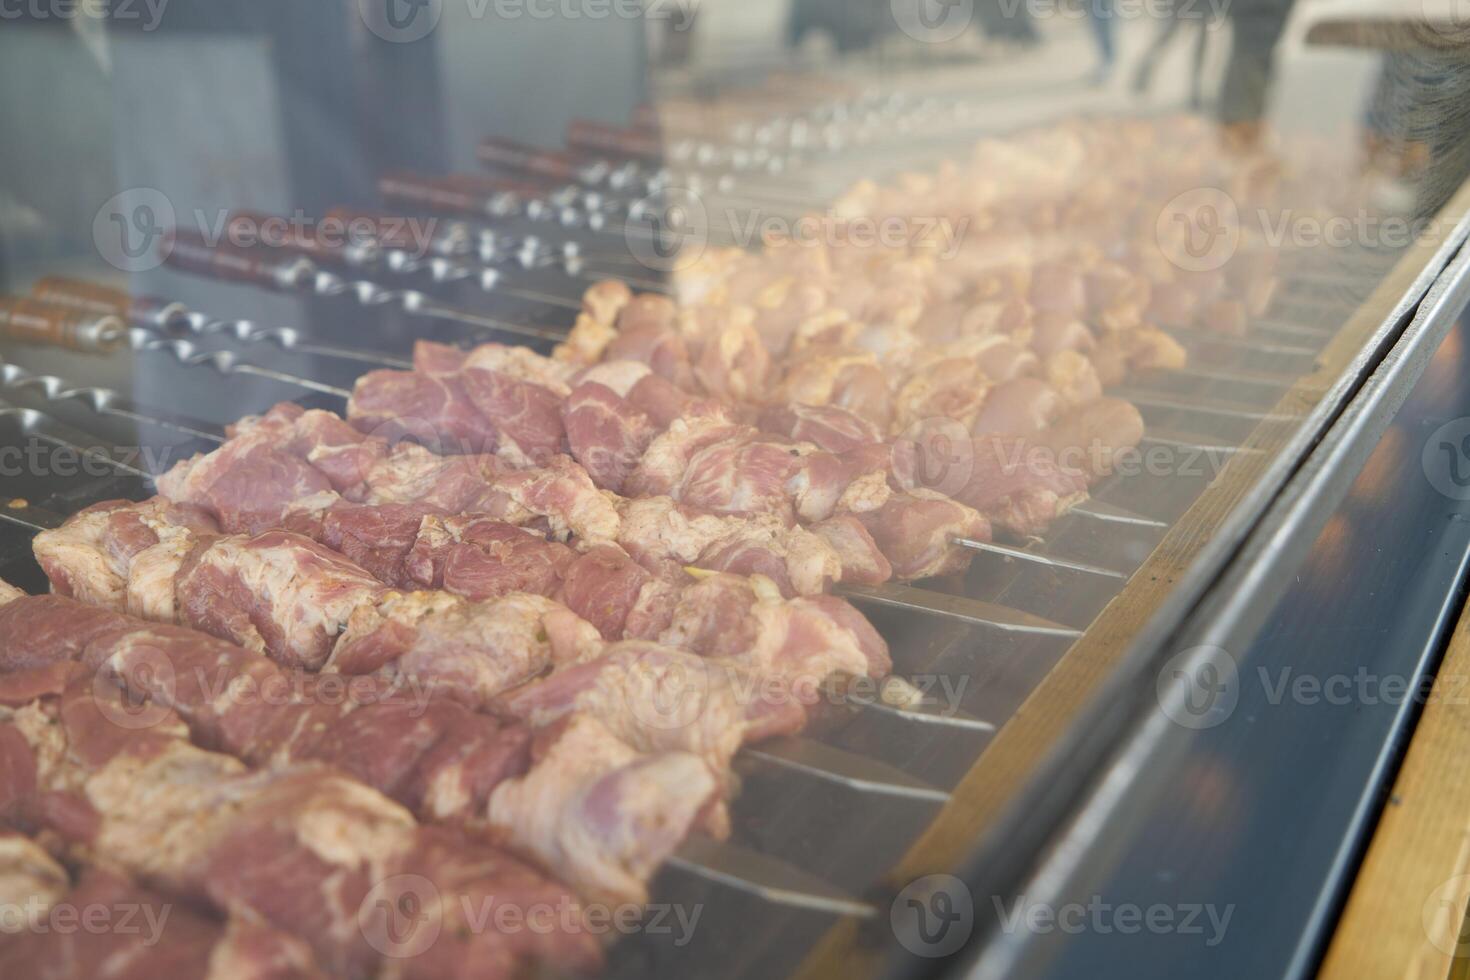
left=0, top=295, right=125, bottom=354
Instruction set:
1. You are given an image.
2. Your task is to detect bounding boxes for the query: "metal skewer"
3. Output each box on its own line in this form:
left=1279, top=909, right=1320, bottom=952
left=1068, top=499, right=1168, bottom=529
left=129, top=332, right=353, bottom=401
left=1107, top=387, right=1303, bottom=424
left=667, top=838, right=875, bottom=918
left=836, top=582, right=1083, bottom=636
left=743, top=736, right=949, bottom=802
left=953, top=538, right=1127, bottom=580
left=0, top=359, right=225, bottom=444
left=0, top=402, right=151, bottom=479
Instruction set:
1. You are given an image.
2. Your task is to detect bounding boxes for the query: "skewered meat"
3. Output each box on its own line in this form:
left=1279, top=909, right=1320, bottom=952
left=0, top=592, right=529, bottom=824
left=1036, top=397, right=1147, bottom=480
left=487, top=713, right=723, bottom=908
left=659, top=573, right=891, bottom=697
left=892, top=426, right=1091, bottom=538
left=557, top=545, right=682, bottom=641
left=175, top=531, right=386, bottom=669
left=283, top=493, right=577, bottom=599
left=36, top=498, right=883, bottom=729
left=421, top=339, right=1127, bottom=566
left=331, top=590, right=600, bottom=706
left=34, top=504, right=601, bottom=700
left=0, top=831, right=327, bottom=980
left=561, top=380, right=660, bottom=493
left=498, top=642, right=807, bottom=780
left=0, top=665, right=604, bottom=978
left=163, top=402, right=620, bottom=544
left=32, top=498, right=219, bottom=614
left=855, top=491, right=991, bottom=579
left=0, top=583, right=729, bottom=923
left=620, top=460, right=855, bottom=589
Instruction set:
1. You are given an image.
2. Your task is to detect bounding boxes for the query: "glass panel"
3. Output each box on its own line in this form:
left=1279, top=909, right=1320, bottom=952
left=0, top=3, right=1466, bottom=977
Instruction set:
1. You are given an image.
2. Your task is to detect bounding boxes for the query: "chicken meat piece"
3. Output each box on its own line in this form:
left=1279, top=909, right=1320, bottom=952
left=658, top=574, right=891, bottom=699
left=557, top=545, right=683, bottom=641
left=561, top=379, right=659, bottom=494
left=329, top=590, right=601, bottom=707
left=487, top=714, right=724, bottom=908
left=33, top=498, right=219, bottom=614
left=855, top=491, right=990, bottom=580
left=758, top=402, right=883, bottom=455
left=1037, top=397, right=1147, bottom=481
left=497, top=642, right=806, bottom=778
left=165, top=531, right=384, bottom=668
left=0, top=676, right=601, bottom=978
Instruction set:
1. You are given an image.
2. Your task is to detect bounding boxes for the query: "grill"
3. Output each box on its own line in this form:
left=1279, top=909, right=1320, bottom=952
left=0, top=84, right=1438, bottom=978
left=8, top=0, right=1470, bottom=968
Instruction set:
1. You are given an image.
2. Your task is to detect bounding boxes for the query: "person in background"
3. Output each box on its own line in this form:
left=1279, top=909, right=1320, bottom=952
left=1132, top=0, right=1222, bottom=105
left=1216, top=0, right=1296, bottom=144
left=1086, top=0, right=1117, bottom=85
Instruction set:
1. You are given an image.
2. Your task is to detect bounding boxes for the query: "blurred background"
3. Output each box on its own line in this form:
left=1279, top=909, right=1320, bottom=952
left=1, top=0, right=1464, bottom=295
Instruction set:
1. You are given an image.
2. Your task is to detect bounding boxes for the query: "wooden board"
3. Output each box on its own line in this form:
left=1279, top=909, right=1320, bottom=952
left=1317, top=593, right=1470, bottom=980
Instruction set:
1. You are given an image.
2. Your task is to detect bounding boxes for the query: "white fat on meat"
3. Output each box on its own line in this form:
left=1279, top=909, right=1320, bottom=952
left=627, top=416, right=744, bottom=498
left=182, top=535, right=382, bottom=665
left=491, top=459, right=621, bottom=545
left=462, top=344, right=577, bottom=397
left=616, top=497, right=840, bottom=596
left=126, top=537, right=196, bottom=624
left=32, top=508, right=130, bottom=611
left=33, top=502, right=204, bottom=613
left=580, top=280, right=633, bottom=326
left=576, top=360, right=652, bottom=398
left=500, top=642, right=805, bottom=780
left=836, top=468, right=892, bottom=514
left=660, top=574, right=888, bottom=695
left=332, top=591, right=602, bottom=706
left=0, top=835, right=69, bottom=929
left=0, top=579, right=24, bottom=607
left=775, top=351, right=880, bottom=408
